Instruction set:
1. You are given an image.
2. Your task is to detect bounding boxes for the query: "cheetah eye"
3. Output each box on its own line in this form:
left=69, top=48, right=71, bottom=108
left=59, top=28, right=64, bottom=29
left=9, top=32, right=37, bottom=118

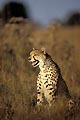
left=34, top=54, right=37, bottom=56
left=33, top=54, right=38, bottom=59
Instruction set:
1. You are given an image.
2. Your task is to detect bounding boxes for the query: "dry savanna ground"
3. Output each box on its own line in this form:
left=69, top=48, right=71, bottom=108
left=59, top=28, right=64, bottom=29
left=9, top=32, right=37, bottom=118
left=0, top=17, right=80, bottom=120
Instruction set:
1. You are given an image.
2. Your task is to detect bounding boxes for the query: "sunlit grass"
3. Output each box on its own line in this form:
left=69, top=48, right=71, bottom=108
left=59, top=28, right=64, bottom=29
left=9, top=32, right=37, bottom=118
left=0, top=18, right=80, bottom=119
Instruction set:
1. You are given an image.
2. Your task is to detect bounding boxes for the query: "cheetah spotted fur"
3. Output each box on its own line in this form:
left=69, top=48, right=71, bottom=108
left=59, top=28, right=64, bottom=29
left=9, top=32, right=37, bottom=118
left=28, top=48, right=73, bottom=106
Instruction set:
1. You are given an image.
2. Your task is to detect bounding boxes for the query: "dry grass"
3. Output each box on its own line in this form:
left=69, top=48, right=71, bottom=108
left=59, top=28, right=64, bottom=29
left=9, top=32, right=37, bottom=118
left=0, top=18, right=80, bottom=120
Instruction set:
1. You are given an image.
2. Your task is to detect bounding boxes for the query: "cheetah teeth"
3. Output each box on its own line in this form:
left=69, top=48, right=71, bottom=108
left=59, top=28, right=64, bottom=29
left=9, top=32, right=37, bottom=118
left=31, top=60, right=39, bottom=67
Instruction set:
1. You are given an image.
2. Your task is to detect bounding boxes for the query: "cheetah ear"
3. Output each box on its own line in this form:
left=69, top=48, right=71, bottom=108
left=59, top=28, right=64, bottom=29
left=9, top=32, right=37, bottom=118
left=41, top=47, right=46, bottom=54
left=33, top=48, right=35, bottom=50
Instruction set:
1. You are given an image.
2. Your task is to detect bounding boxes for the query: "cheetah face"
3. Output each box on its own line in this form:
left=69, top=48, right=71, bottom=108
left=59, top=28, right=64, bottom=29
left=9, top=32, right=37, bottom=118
left=28, top=48, right=46, bottom=67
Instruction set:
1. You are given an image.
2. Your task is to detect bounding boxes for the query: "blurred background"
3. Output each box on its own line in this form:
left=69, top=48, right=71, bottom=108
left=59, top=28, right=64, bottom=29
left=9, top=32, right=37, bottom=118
left=0, top=0, right=80, bottom=25
left=0, top=0, right=80, bottom=120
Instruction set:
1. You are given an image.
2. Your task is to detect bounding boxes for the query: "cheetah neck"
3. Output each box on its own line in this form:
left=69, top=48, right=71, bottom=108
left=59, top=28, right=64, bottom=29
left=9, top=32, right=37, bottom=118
left=39, top=57, right=53, bottom=72
left=38, top=53, right=60, bottom=74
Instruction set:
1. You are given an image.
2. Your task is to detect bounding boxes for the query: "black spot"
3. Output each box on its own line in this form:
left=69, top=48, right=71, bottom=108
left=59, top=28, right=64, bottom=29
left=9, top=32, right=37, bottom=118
left=49, top=88, right=53, bottom=90
left=52, top=94, right=54, bottom=97
left=49, top=92, right=52, bottom=95
left=44, top=81, right=48, bottom=84
left=39, top=87, right=41, bottom=89
left=49, top=84, right=52, bottom=86
left=46, top=84, right=48, bottom=88
left=37, top=99, right=40, bottom=102
left=53, top=97, right=55, bottom=100
left=39, top=84, right=41, bottom=86
left=40, top=101, right=42, bottom=103
left=40, top=81, right=42, bottom=83
left=37, top=92, right=41, bottom=94
left=45, top=75, right=47, bottom=77
left=50, top=74, right=52, bottom=76
left=37, top=89, right=39, bottom=91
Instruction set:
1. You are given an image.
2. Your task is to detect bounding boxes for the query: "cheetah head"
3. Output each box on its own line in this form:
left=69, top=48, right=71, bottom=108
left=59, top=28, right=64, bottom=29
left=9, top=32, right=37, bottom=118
left=28, top=48, right=46, bottom=67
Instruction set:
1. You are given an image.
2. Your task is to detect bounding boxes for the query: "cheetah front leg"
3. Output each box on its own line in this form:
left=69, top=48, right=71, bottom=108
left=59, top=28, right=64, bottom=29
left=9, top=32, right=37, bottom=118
left=37, top=80, right=43, bottom=106
left=44, top=80, right=57, bottom=106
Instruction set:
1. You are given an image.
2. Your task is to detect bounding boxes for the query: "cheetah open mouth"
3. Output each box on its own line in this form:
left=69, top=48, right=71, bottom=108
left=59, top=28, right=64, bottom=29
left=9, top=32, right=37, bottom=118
left=31, top=60, right=39, bottom=67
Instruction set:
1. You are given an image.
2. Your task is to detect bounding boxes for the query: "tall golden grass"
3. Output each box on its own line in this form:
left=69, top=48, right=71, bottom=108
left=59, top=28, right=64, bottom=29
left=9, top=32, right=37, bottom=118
left=0, top=18, right=80, bottom=120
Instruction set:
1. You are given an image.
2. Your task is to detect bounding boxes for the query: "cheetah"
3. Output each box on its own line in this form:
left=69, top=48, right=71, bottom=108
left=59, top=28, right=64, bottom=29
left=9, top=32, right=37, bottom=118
left=28, top=48, right=73, bottom=106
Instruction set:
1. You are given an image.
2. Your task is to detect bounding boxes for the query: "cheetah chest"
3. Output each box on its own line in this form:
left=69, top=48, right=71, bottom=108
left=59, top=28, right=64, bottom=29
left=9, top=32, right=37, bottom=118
left=38, top=69, right=57, bottom=91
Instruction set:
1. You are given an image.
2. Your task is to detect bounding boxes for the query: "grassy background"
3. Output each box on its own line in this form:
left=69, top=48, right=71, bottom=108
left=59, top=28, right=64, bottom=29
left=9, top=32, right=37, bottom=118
left=0, top=18, right=80, bottom=120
